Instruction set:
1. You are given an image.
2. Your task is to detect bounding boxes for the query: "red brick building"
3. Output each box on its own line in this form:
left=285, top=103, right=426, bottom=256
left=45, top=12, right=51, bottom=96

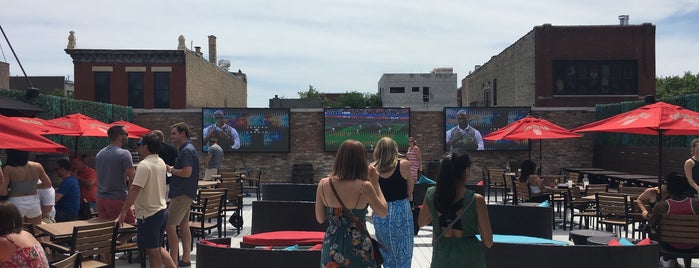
left=462, top=23, right=656, bottom=108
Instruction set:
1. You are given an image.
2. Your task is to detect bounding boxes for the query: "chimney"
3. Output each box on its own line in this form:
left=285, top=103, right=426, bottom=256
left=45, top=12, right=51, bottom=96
left=208, top=35, right=217, bottom=64
left=618, top=15, right=629, bottom=25
left=194, top=46, right=203, bottom=57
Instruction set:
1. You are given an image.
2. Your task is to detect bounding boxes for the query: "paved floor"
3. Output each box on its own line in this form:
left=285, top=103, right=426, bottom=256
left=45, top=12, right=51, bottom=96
left=117, top=193, right=697, bottom=267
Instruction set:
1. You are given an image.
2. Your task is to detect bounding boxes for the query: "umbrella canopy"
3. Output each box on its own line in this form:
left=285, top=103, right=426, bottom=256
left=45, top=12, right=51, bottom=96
left=484, top=116, right=581, bottom=172
left=5, top=116, right=82, bottom=135
left=0, top=115, right=69, bottom=153
left=47, top=113, right=110, bottom=137
left=110, top=120, right=151, bottom=139
left=485, top=116, right=582, bottom=141
left=572, top=101, right=699, bottom=184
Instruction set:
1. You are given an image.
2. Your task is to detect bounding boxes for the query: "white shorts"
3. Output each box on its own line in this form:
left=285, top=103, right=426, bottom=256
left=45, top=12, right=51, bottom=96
left=203, top=168, right=219, bottom=181
left=37, top=188, right=56, bottom=206
left=8, top=195, right=42, bottom=219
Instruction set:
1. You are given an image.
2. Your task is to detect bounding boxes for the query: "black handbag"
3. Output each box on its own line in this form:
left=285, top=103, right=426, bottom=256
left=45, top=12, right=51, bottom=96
left=77, top=199, right=92, bottom=220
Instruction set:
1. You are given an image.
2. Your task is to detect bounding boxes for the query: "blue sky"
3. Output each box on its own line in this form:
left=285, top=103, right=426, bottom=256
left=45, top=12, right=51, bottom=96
left=2, top=0, right=698, bottom=107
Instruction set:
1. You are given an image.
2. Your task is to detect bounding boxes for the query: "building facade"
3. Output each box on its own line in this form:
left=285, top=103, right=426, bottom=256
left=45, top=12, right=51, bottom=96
left=462, top=23, right=656, bottom=108
left=379, top=68, right=457, bottom=109
left=65, top=35, right=247, bottom=109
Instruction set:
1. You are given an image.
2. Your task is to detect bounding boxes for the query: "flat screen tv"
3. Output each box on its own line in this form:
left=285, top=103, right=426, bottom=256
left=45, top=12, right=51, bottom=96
left=202, top=108, right=290, bottom=152
left=444, top=107, right=530, bottom=151
left=324, top=108, right=410, bottom=152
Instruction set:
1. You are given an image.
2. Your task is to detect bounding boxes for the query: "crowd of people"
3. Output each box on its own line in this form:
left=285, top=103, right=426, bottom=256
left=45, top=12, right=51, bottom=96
left=3, top=122, right=699, bottom=268
left=0, top=122, right=200, bottom=268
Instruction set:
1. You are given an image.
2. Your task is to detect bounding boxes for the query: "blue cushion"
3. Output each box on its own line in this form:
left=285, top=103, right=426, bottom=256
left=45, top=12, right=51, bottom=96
left=282, top=244, right=299, bottom=251
left=537, top=200, right=550, bottom=207
left=618, top=238, right=634, bottom=246
left=418, top=174, right=436, bottom=184
left=477, top=234, right=568, bottom=245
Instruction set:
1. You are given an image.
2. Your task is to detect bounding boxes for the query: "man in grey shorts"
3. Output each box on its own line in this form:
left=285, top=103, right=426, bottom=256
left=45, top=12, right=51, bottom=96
left=165, top=122, right=199, bottom=267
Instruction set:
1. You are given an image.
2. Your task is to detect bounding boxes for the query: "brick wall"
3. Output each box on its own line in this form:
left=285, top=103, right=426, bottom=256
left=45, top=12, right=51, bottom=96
left=132, top=109, right=595, bottom=183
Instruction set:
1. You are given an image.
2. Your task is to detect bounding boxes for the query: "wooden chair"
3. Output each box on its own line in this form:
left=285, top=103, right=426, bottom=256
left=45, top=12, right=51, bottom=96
left=585, top=184, right=608, bottom=196
left=219, top=177, right=244, bottom=234
left=242, top=169, right=262, bottom=201
left=618, top=185, right=649, bottom=198
left=486, top=168, right=507, bottom=203
left=189, top=192, right=225, bottom=248
left=513, top=180, right=550, bottom=205
left=45, top=221, right=118, bottom=268
left=595, top=192, right=634, bottom=238
left=568, top=171, right=581, bottom=183
left=50, top=252, right=80, bottom=268
left=652, top=214, right=699, bottom=268
left=564, top=186, right=596, bottom=230
left=542, top=175, right=566, bottom=217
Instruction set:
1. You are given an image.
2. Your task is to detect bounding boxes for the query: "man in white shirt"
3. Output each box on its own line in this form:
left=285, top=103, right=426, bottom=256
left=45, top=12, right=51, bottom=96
left=446, top=109, right=484, bottom=153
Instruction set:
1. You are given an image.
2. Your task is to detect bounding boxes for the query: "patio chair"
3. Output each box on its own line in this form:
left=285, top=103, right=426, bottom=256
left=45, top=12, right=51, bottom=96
left=618, top=185, right=649, bottom=198
left=651, top=214, right=699, bottom=268
left=486, top=168, right=507, bottom=203
left=564, top=186, right=596, bottom=230
left=45, top=221, right=118, bottom=268
left=189, top=192, right=225, bottom=248
left=585, top=183, right=608, bottom=196
left=595, top=192, right=634, bottom=238
left=50, top=252, right=80, bottom=268
left=219, top=177, right=244, bottom=234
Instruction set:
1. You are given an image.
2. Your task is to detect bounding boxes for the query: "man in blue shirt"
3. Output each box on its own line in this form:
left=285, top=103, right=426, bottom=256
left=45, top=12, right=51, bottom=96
left=165, top=122, right=199, bottom=267
left=54, top=159, right=81, bottom=222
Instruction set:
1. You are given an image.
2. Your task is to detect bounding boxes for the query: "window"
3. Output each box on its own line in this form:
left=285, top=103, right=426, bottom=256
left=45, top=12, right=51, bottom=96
left=94, top=72, right=110, bottom=103
left=553, top=60, right=637, bottom=95
left=128, top=72, right=144, bottom=108
left=412, top=87, right=420, bottom=92
left=154, top=72, right=170, bottom=108
left=422, top=87, right=430, bottom=102
left=389, top=87, right=405, bottom=93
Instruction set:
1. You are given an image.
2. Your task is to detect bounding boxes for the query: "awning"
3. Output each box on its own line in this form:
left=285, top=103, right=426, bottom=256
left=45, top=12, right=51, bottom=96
left=0, top=95, right=44, bottom=117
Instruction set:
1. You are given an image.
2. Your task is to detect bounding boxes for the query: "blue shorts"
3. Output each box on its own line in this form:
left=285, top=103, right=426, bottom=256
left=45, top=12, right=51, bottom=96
left=137, top=209, right=168, bottom=249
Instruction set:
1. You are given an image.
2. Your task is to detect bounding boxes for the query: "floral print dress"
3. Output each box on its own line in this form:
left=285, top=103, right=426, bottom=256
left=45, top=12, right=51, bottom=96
left=321, top=207, right=377, bottom=268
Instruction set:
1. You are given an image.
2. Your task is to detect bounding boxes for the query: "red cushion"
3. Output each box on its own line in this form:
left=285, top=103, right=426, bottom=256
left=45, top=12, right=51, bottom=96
left=477, top=180, right=484, bottom=186
left=636, top=238, right=652, bottom=246
left=243, top=231, right=325, bottom=246
left=607, top=239, right=621, bottom=246
left=200, top=239, right=230, bottom=248
left=308, top=243, right=322, bottom=251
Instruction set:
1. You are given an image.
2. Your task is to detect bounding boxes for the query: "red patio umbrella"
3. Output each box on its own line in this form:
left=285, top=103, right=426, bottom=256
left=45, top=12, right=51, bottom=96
left=47, top=113, right=110, bottom=137
left=5, top=116, right=82, bottom=135
left=572, top=101, right=699, bottom=185
left=0, top=115, right=69, bottom=153
left=484, top=116, right=581, bottom=171
left=47, top=113, right=111, bottom=155
left=110, top=120, right=151, bottom=139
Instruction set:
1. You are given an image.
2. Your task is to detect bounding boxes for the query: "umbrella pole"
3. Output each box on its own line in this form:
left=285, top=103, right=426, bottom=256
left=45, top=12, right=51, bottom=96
left=74, top=136, right=79, bottom=157
left=539, top=140, right=543, bottom=175
left=658, top=131, right=663, bottom=187
left=528, top=139, right=532, bottom=160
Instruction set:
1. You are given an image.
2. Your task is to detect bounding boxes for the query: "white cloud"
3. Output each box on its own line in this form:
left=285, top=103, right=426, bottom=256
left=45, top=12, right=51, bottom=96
left=2, top=0, right=698, bottom=107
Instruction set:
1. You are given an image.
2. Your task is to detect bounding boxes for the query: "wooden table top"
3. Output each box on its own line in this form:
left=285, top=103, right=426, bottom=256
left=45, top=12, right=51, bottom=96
left=580, top=170, right=628, bottom=175
left=35, top=218, right=135, bottom=238
left=560, top=167, right=605, bottom=172
left=606, top=174, right=658, bottom=180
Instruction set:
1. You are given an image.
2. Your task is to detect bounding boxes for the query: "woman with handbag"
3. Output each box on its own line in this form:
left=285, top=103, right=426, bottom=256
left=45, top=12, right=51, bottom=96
left=371, top=137, right=414, bottom=268
left=418, top=152, right=493, bottom=268
left=315, top=139, right=388, bottom=267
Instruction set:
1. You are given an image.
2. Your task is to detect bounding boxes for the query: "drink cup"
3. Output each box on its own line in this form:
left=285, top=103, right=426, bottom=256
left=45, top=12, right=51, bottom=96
left=567, top=180, right=573, bottom=188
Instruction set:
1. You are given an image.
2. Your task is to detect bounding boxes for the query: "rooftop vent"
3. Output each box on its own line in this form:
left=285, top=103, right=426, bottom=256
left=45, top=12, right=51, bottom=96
left=619, top=15, right=629, bottom=25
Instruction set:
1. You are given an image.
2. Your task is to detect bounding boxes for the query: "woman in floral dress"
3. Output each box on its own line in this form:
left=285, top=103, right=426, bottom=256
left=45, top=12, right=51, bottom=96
left=316, top=140, right=387, bottom=267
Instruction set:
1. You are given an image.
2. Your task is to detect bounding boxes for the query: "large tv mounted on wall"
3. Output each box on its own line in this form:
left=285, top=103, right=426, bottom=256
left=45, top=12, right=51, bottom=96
left=324, top=108, right=410, bottom=152
left=444, top=107, right=530, bottom=151
left=202, top=108, right=290, bottom=153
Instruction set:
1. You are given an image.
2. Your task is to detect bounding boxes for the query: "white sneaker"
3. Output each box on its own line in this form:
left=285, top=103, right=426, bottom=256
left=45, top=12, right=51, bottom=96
left=660, top=257, right=675, bottom=268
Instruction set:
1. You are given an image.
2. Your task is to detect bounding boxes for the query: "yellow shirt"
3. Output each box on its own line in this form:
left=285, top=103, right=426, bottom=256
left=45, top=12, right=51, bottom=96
left=132, top=154, right=168, bottom=219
